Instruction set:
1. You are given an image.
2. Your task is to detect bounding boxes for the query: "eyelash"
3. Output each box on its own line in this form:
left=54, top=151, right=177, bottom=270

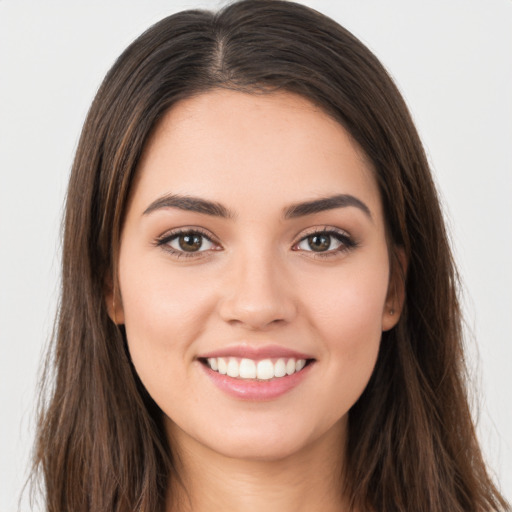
left=155, top=227, right=219, bottom=259
left=154, top=226, right=357, bottom=259
left=293, top=227, right=357, bottom=259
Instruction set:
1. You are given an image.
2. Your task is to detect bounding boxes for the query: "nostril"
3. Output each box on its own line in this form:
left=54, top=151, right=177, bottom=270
left=217, top=265, right=297, bottom=328
left=219, top=296, right=296, bottom=330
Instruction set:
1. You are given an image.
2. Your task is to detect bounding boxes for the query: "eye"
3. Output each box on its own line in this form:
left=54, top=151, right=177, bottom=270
left=168, top=232, right=214, bottom=252
left=156, top=229, right=219, bottom=257
left=294, top=229, right=356, bottom=255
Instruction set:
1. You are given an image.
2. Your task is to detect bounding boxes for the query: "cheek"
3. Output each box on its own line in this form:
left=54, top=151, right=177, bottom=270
left=305, top=261, right=388, bottom=333
left=121, top=253, right=214, bottom=330
left=300, top=257, right=389, bottom=384
left=118, top=253, right=217, bottom=385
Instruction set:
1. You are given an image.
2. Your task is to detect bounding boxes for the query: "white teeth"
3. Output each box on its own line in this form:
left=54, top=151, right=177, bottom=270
left=286, top=358, right=296, bottom=375
left=227, top=358, right=239, bottom=378
left=274, top=358, right=286, bottom=377
left=257, top=359, right=274, bottom=380
left=205, top=356, right=308, bottom=380
left=217, top=357, right=227, bottom=375
left=239, top=358, right=257, bottom=379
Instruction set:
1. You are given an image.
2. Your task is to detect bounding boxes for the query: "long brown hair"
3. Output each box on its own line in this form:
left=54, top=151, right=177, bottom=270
left=33, top=1, right=510, bottom=511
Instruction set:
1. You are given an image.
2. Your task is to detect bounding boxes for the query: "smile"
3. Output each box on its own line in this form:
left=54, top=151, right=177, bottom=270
left=198, top=346, right=316, bottom=400
left=204, top=357, right=308, bottom=380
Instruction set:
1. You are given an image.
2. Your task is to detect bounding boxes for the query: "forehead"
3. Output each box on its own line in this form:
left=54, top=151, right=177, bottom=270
left=131, top=89, right=383, bottom=221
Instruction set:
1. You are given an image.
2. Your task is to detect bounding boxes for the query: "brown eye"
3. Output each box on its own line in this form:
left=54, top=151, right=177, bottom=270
left=165, top=231, right=216, bottom=253
left=295, top=230, right=354, bottom=255
left=178, top=233, right=203, bottom=252
left=307, top=234, right=331, bottom=252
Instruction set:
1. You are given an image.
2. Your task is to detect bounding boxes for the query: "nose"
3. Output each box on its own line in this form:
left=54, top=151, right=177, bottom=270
left=218, top=249, right=297, bottom=331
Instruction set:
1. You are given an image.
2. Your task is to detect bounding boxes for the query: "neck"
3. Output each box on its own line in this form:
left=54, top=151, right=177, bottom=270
left=165, top=420, right=350, bottom=512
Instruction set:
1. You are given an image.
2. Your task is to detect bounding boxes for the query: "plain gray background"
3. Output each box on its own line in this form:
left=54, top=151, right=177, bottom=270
left=1, top=1, right=511, bottom=510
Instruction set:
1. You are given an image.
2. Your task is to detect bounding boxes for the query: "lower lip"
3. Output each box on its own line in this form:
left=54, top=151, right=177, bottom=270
left=200, top=362, right=314, bottom=401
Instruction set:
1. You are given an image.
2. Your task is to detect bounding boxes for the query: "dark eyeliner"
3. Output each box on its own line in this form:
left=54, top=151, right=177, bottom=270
left=154, top=228, right=218, bottom=258
left=294, top=227, right=358, bottom=258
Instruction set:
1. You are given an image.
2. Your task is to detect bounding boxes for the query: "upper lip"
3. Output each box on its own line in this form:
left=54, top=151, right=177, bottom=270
left=198, top=344, right=314, bottom=361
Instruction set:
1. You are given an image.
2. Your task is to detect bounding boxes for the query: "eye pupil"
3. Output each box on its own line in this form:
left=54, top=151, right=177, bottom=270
left=308, top=234, right=330, bottom=252
left=179, top=234, right=203, bottom=252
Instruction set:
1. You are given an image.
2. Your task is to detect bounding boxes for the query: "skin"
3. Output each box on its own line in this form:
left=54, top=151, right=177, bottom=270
left=109, top=90, right=403, bottom=512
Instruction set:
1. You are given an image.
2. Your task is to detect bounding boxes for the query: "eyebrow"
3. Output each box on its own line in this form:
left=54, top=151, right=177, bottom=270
left=143, top=193, right=372, bottom=220
left=143, top=194, right=235, bottom=218
left=283, top=194, right=372, bottom=220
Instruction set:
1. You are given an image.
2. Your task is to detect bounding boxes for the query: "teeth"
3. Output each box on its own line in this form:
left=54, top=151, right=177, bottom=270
left=286, top=358, right=296, bottom=375
left=274, top=358, right=286, bottom=378
left=239, top=358, right=256, bottom=379
left=205, top=357, right=308, bottom=380
left=217, top=357, right=227, bottom=375
left=257, top=359, right=274, bottom=380
left=296, top=359, right=306, bottom=371
left=227, top=358, right=239, bottom=378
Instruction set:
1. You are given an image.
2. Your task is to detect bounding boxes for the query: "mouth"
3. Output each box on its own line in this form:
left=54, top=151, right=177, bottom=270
left=198, top=356, right=315, bottom=381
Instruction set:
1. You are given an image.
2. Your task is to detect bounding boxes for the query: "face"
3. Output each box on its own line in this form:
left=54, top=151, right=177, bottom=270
left=111, top=90, right=401, bottom=462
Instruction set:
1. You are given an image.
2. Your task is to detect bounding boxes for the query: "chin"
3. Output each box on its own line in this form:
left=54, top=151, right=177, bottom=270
left=167, top=412, right=347, bottom=464
left=215, top=433, right=308, bottom=462
left=206, top=443, right=309, bottom=464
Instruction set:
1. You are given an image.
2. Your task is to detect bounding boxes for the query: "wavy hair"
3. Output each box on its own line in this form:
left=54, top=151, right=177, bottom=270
left=33, top=1, right=510, bottom=511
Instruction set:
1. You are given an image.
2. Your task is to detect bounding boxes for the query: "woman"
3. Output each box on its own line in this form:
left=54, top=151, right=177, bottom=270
left=32, top=1, right=510, bottom=511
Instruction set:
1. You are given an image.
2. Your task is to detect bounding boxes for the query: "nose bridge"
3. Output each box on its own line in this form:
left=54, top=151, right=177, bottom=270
left=219, top=241, right=296, bottom=329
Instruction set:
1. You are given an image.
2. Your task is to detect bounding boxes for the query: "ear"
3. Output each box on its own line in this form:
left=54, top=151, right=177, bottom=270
left=104, top=273, right=125, bottom=325
left=381, top=247, right=407, bottom=332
